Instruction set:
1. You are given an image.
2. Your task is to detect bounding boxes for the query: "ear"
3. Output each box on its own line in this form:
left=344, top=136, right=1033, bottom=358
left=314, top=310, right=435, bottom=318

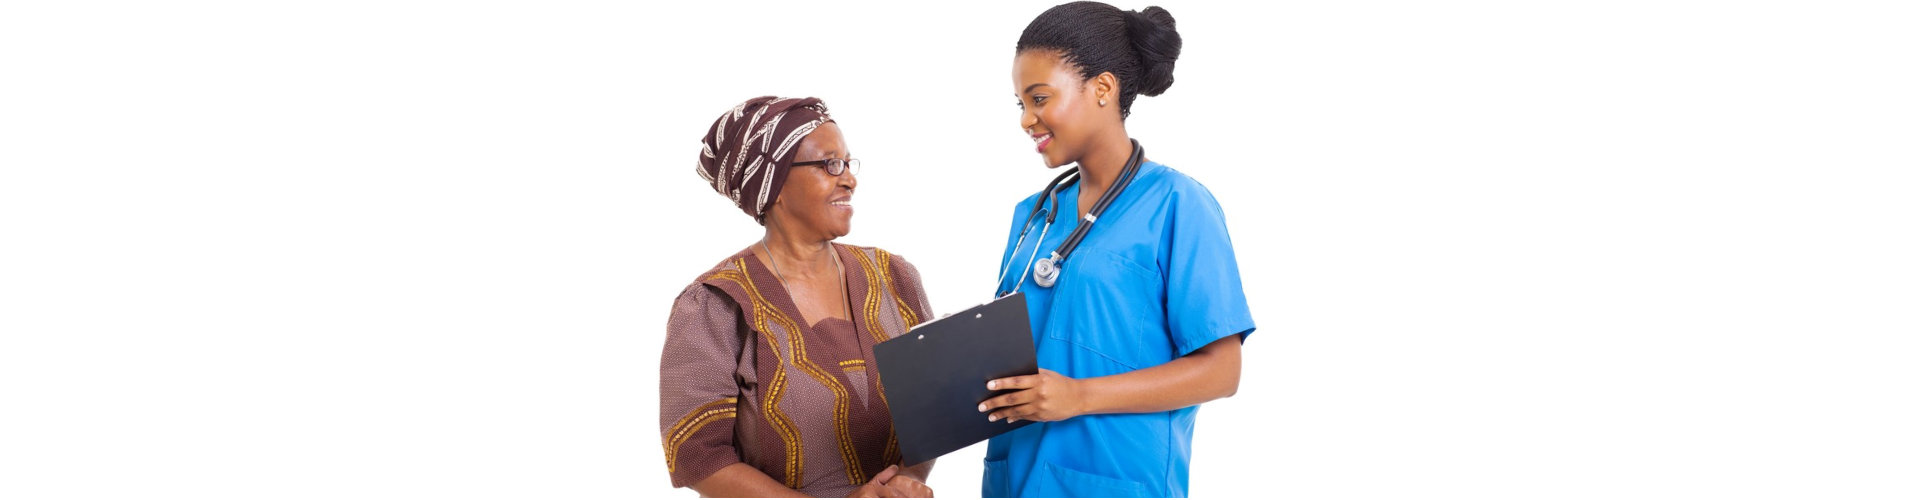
left=762, top=194, right=788, bottom=227
left=1091, top=71, right=1120, bottom=108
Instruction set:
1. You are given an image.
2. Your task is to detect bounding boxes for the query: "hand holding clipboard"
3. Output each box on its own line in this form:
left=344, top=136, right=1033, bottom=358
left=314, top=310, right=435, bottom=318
left=871, top=293, right=1039, bottom=465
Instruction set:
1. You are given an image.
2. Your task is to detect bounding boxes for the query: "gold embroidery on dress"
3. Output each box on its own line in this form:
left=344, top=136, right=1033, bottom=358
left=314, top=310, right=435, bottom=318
left=664, top=397, right=738, bottom=472
left=707, top=266, right=806, bottom=488
left=717, top=255, right=865, bottom=486
left=844, top=248, right=904, bottom=465
left=875, top=249, right=922, bottom=328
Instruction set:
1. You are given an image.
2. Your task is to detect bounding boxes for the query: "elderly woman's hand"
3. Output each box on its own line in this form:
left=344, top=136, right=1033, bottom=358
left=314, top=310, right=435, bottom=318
left=883, top=473, right=934, bottom=497
left=847, top=466, right=904, bottom=498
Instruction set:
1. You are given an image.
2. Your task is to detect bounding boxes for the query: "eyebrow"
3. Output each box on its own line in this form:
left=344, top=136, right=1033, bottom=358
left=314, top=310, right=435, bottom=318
left=1022, top=83, right=1050, bottom=95
left=800, top=148, right=845, bottom=160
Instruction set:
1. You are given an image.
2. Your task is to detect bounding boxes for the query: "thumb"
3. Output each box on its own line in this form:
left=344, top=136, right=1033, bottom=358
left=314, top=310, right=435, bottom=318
left=869, top=465, right=900, bottom=485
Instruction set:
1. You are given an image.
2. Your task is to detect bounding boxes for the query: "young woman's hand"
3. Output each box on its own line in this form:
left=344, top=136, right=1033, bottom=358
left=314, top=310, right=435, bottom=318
left=980, top=368, right=1087, bottom=423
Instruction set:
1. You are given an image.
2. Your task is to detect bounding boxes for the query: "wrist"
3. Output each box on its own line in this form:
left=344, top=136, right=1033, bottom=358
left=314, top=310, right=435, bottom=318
left=1070, top=376, right=1096, bottom=417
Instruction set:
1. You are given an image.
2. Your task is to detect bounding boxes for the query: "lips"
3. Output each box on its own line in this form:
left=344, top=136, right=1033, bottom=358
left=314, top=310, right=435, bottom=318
left=1032, top=132, right=1052, bottom=153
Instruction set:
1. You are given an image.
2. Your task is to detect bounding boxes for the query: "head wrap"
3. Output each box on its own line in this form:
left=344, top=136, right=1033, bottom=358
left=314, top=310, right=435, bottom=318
left=696, top=96, right=833, bottom=224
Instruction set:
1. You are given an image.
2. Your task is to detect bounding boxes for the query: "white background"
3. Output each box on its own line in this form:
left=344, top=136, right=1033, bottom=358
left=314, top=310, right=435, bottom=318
left=3, top=0, right=1917, bottom=498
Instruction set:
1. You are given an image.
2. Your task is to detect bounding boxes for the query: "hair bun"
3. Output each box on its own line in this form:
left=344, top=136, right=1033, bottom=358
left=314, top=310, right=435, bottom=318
left=1126, top=6, right=1181, bottom=96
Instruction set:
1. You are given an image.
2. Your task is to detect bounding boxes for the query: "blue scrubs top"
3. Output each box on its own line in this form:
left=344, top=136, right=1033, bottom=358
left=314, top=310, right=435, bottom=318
left=986, top=161, right=1256, bottom=498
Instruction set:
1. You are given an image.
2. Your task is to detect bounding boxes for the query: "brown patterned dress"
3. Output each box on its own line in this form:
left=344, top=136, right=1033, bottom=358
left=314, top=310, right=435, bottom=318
left=660, top=243, right=932, bottom=496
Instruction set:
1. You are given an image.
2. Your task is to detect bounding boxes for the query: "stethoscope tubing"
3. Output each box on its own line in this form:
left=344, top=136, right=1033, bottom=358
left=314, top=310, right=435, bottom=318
left=995, top=140, right=1145, bottom=297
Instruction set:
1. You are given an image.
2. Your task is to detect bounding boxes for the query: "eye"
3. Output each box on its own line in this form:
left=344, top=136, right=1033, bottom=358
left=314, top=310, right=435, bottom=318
left=1033, top=95, right=1048, bottom=105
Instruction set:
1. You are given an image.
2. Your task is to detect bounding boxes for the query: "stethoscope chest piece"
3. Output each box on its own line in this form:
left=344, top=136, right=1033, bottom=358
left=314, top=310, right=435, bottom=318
left=1033, top=252, right=1062, bottom=288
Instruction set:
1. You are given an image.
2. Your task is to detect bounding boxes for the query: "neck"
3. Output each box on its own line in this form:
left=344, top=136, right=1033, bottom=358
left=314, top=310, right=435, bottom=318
left=1075, top=132, right=1134, bottom=195
left=761, top=223, right=836, bottom=277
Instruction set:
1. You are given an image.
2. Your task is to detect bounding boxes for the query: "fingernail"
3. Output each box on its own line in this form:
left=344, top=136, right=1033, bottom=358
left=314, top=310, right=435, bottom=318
left=987, top=381, right=997, bottom=390
left=988, top=415, right=997, bottom=422
left=977, top=403, right=987, bottom=412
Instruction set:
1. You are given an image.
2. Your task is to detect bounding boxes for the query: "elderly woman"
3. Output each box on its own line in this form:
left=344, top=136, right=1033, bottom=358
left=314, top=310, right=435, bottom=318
left=661, top=96, right=935, bottom=497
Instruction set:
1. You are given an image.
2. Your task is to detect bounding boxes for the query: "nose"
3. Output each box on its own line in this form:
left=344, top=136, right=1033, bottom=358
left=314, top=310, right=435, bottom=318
left=839, top=166, right=858, bottom=191
left=1021, top=108, right=1039, bottom=134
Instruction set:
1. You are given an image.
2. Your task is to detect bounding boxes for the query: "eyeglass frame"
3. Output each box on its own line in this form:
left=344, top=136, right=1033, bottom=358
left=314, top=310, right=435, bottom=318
left=791, top=157, right=860, bottom=176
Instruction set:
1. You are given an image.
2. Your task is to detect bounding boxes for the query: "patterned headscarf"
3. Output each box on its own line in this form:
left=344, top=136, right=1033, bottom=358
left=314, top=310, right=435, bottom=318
left=697, top=96, right=833, bottom=224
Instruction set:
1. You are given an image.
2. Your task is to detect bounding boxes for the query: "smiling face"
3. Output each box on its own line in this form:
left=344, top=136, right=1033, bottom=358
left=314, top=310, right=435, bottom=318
left=1014, top=50, right=1114, bottom=169
left=766, top=121, right=857, bottom=240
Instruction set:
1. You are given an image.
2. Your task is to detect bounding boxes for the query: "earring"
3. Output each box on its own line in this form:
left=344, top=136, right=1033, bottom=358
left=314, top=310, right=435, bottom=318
left=1099, top=99, right=1107, bottom=107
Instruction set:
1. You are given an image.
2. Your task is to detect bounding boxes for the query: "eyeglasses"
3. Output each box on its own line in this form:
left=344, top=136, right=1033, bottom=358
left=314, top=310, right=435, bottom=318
left=792, top=157, right=860, bottom=177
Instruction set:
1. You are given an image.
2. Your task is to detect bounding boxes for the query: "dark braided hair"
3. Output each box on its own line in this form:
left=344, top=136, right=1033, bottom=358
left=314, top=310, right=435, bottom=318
left=1016, top=2, right=1181, bottom=119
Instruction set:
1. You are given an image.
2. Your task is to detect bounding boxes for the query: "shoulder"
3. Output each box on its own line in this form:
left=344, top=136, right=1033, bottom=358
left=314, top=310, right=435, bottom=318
left=1137, top=161, right=1228, bottom=214
left=668, top=278, right=741, bottom=328
left=677, top=248, right=756, bottom=306
left=1138, top=161, right=1218, bottom=198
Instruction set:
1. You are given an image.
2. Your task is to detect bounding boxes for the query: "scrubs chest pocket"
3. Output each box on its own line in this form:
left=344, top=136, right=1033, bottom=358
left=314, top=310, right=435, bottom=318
left=1048, top=249, right=1172, bottom=373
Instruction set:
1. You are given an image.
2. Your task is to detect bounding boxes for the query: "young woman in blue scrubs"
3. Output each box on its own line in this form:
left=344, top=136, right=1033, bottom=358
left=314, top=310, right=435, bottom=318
left=978, top=2, right=1256, bottom=497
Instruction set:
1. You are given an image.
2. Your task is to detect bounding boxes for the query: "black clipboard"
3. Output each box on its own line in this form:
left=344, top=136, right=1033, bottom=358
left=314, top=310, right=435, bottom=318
left=872, top=293, right=1039, bottom=465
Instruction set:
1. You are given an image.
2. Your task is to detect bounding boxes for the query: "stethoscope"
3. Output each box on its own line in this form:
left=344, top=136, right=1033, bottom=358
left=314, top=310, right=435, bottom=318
left=995, top=139, right=1145, bottom=298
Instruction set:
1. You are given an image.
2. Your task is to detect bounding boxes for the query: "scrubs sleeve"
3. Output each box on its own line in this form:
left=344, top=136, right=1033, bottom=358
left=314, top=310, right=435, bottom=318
left=1164, top=183, right=1258, bottom=356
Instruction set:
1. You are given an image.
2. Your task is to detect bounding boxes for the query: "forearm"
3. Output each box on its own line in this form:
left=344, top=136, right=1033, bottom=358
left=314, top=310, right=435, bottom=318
left=690, top=463, right=810, bottom=498
left=1080, top=335, right=1241, bottom=415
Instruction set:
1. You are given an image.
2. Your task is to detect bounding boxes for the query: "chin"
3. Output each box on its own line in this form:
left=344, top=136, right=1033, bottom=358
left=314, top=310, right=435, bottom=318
left=1042, top=154, right=1069, bottom=169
